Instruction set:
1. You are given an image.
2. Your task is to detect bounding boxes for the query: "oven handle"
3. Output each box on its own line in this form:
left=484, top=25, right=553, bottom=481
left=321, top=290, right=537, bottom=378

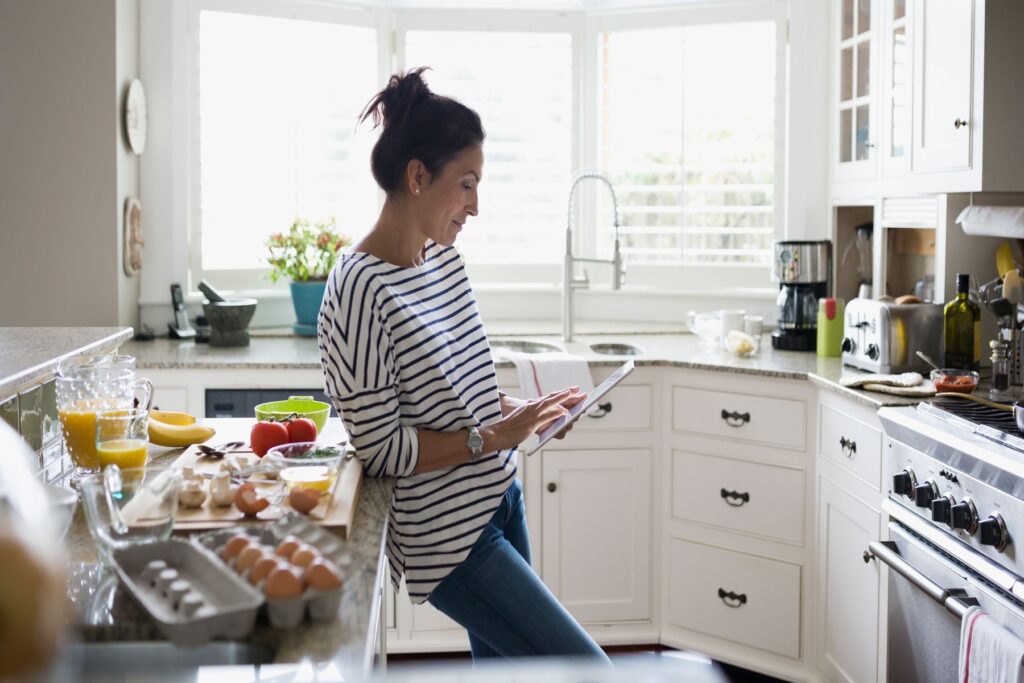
left=868, top=540, right=980, bottom=620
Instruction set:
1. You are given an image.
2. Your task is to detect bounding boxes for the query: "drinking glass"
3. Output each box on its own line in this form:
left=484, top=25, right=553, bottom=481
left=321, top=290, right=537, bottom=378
left=95, top=409, right=149, bottom=470
left=80, top=466, right=180, bottom=565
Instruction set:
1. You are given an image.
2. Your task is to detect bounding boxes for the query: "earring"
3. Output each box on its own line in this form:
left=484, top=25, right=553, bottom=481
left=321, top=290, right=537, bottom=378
left=414, top=188, right=421, bottom=196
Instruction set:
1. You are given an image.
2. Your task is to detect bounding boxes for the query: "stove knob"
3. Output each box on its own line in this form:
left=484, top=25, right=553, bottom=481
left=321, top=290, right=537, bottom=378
left=979, top=513, right=1009, bottom=552
left=931, top=496, right=954, bottom=524
left=914, top=481, right=938, bottom=508
left=866, top=343, right=880, bottom=361
left=950, top=499, right=978, bottom=534
left=892, top=469, right=917, bottom=498
left=841, top=337, right=855, bottom=353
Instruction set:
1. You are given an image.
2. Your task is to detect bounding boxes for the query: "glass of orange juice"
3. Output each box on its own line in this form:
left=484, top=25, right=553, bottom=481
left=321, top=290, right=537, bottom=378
left=96, top=409, right=149, bottom=471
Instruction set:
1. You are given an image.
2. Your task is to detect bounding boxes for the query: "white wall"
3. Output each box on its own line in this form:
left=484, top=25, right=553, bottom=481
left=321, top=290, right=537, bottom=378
left=0, top=0, right=140, bottom=328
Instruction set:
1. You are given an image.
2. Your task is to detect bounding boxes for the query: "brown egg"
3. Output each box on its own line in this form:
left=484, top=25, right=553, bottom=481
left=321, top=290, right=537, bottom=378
left=265, top=565, right=305, bottom=600
left=290, top=545, right=320, bottom=569
left=236, top=544, right=265, bottom=574
left=249, top=553, right=280, bottom=585
left=221, top=534, right=251, bottom=562
left=307, top=558, right=343, bottom=590
left=275, top=536, right=302, bottom=559
left=234, top=483, right=270, bottom=517
left=289, top=487, right=320, bottom=515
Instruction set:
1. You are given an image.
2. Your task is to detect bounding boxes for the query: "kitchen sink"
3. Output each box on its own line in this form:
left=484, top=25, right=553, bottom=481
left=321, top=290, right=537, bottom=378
left=589, top=342, right=644, bottom=356
left=490, top=339, right=564, bottom=354
left=61, top=641, right=275, bottom=681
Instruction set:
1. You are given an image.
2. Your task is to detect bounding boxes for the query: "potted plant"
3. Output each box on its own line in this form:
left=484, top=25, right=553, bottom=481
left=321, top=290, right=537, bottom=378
left=266, top=218, right=351, bottom=336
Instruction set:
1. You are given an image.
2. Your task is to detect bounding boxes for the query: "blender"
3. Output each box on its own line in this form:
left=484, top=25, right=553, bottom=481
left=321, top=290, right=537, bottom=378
left=771, top=240, right=832, bottom=352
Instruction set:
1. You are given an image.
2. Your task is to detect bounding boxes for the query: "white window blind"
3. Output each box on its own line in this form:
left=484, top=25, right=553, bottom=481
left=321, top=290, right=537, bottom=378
left=403, top=30, right=573, bottom=265
left=597, top=20, right=777, bottom=268
left=197, top=10, right=379, bottom=278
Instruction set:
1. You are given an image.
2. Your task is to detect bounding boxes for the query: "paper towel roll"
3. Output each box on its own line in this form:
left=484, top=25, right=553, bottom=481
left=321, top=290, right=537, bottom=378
left=956, top=205, right=1024, bottom=238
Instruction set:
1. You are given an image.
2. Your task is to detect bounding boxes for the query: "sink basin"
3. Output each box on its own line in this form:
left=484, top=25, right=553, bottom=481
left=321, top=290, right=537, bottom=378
left=491, top=340, right=564, bottom=354
left=589, top=342, right=644, bottom=356
left=62, top=641, right=275, bottom=681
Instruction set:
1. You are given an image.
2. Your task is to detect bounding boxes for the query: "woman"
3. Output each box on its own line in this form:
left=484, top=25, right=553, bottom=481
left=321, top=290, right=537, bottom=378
left=317, top=68, right=609, bottom=661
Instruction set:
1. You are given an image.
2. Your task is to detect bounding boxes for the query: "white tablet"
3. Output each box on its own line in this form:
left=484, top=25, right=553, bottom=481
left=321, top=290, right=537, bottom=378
left=524, top=360, right=635, bottom=456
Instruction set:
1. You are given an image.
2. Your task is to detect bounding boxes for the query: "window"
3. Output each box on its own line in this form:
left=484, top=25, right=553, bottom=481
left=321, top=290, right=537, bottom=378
left=596, top=19, right=778, bottom=278
left=195, top=5, right=379, bottom=290
left=402, top=28, right=573, bottom=270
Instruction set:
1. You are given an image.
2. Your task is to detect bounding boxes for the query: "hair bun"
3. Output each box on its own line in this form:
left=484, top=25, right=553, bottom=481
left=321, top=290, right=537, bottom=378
left=361, top=66, right=432, bottom=130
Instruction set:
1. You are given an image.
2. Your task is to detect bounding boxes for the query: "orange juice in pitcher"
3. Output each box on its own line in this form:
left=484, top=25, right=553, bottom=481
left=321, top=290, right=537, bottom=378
left=59, top=399, right=124, bottom=470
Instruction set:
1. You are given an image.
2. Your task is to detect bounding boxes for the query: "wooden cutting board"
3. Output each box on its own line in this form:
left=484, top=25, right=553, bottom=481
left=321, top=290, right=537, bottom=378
left=167, top=418, right=362, bottom=539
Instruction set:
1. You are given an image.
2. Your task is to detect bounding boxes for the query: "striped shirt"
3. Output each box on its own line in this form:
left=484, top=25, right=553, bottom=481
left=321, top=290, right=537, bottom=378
left=317, top=240, right=516, bottom=604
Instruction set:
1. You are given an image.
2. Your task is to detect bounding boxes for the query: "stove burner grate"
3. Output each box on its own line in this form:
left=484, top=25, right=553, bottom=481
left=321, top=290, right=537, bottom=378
left=920, top=396, right=1024, bottom=454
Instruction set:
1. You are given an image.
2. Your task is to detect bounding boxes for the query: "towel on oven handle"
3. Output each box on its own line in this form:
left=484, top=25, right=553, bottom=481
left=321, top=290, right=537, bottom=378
left=959, top=605, right=1024, bottom=683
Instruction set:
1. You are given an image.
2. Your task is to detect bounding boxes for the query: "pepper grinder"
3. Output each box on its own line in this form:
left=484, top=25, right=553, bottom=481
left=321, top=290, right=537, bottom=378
left=990, top=338, right=1011, bottom=398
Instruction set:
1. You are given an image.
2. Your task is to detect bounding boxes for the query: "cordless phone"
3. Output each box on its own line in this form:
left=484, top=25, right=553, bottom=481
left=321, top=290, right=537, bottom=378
left=168, top=283, right=196, bottom=339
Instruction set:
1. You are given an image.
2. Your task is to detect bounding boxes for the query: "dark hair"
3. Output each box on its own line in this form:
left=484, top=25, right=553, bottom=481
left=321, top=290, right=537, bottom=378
left=359, top=67, right=485, bottom=194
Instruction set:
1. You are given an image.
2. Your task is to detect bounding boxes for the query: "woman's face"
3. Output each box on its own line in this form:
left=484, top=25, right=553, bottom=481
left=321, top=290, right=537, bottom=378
left=417, top=145, right=483, bottom=247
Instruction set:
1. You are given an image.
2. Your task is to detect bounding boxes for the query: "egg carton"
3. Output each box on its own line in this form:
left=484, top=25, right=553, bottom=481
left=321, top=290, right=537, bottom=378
left=192, top=512, right=370, bottom=629
left=110, top=539, right=263, bottom=647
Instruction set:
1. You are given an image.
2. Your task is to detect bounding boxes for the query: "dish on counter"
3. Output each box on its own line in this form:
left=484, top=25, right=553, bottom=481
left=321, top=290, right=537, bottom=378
left=930, top=369, right=980, bottom=394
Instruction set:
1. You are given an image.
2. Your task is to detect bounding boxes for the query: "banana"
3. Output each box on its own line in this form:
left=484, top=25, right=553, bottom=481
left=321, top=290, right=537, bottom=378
left=149, top=410, right=196, bottom=426
left=997, top=241, right=1017, bottom=279
left=148, top=419, right=215, bottom=448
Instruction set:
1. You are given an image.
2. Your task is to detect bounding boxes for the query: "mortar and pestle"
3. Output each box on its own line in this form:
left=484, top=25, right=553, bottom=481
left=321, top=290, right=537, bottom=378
left=199, top=280, right=257, bottom=347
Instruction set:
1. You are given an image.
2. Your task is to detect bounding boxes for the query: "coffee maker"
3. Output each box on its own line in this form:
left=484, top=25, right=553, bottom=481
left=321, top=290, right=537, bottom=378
left=771, top=240, right=831, bottom=351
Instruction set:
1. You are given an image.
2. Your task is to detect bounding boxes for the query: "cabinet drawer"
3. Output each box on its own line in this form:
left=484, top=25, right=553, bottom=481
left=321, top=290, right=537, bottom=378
left=669, top=539, right=801, bottom=659
left=574, top=384, right=652, bottom=432
left=673, top=451, right=805, bottom=545
left=672, top=386, right=805, bottom=450
left=819, top=404, right=882, bottom=490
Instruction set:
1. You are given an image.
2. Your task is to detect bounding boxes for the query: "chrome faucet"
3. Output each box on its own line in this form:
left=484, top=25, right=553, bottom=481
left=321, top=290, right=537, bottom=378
left=563, top=171, right=625, bottom=341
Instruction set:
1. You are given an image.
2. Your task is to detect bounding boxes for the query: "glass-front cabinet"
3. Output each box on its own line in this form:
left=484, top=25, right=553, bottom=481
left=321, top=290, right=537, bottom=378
left=833, top=0, right=878, bottom=192
left=880, top=0, right=909, bottom=181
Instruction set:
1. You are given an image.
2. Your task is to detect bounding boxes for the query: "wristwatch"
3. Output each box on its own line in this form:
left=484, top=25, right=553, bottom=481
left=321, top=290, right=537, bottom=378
left=466, top=426, right=484, bottom=458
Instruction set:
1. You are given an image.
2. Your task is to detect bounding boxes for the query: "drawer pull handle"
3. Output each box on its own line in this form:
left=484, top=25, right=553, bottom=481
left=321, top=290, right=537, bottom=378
left=720, top=410, right=750, bottom=427
left=840, top=436, right=857, bottom=457
left=717, top=588, right=747, bottom=608
left=587, top=402, right=613, bottom=419
left=720, top=488, right=750, bottom=506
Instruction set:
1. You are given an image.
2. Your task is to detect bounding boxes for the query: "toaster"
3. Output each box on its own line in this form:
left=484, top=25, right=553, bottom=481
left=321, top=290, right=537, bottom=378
left=842, top=298, right=944, bottom=374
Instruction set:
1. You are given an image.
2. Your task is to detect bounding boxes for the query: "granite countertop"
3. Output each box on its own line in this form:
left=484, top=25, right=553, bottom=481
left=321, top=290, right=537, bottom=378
left=0, top=327, right=134, bottom=396
left=67, top=418, right=391, bottom=676
left=122, top=331, right=921, bottom=409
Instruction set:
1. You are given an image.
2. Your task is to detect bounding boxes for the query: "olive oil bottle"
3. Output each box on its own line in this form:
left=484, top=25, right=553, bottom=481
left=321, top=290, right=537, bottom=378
left=943, top=273, right=981, bottom=370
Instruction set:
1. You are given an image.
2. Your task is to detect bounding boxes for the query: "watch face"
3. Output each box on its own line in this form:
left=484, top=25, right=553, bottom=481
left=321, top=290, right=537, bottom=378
left=468, top=429, right=484, bottom=453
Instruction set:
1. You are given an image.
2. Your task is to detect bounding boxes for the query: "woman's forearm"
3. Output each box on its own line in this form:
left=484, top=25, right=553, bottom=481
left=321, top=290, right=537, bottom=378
left=413, top=426, right=504, bottom=474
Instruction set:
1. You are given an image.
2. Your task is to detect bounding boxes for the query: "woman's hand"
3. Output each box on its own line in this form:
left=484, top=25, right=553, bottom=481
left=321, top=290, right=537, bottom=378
left=481, top=388, right=578, bottom=452
left=538, top=387, right=588, bottom=440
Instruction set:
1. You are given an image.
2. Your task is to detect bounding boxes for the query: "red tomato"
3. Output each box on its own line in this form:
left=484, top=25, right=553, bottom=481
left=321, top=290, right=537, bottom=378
left=250, top=421, right=289, bottom=457
left=285, top=417, right=318, bottom=443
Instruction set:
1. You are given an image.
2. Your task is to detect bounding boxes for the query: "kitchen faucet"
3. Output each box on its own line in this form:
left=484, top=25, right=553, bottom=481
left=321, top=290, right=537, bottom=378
left=563, top=171, right=625, bottom=341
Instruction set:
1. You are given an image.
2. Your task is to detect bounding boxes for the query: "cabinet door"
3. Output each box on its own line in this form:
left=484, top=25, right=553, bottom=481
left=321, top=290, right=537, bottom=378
left=911, top=0, right=973, bottom=172
left=880, top=0, right=910, bottom=179
left=834, top=0, right=879, bottom=182
left=818, top=476, right=881, bottom=683
left=541, top=448, right=651, bottom=624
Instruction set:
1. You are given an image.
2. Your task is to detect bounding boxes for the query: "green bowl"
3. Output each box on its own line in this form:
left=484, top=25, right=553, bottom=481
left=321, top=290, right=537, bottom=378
left=253, top=395, right=331, bottom=432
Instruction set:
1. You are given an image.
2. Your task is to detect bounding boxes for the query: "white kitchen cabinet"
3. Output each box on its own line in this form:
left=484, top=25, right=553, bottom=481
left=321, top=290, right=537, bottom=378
left=817, top=474, right=882, bottom=683
left=540, top=447, right=652, bottom=624
left=878, top=0, right=910, bottom=184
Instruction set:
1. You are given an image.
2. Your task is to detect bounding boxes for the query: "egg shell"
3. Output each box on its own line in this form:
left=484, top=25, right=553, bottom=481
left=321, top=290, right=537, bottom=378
left=221, top=534, right=252, bottom=562
left=307, top=558, right=343, bottom=590
left=234, top=483, right=270, bottom=517
left=236, top=544, right=266, bottom=573
left=265, top=565, right=305, bottom=600
left=275, top=536, right=301, bottom=559
left=249, top=554, right=281, bottom=586
left=289, top=487, right=320, bottom=514
left=291, top=545, right=320, bottom=569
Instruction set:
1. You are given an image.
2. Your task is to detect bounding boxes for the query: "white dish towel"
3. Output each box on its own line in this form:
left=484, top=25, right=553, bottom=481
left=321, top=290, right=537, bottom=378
left=959, top=605, right=1024, bottom=683
left=498, top=350, right=595, bottom=400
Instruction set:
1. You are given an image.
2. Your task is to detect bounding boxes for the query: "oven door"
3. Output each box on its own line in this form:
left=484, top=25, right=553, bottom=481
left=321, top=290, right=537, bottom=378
left=873, top=523, right=1024, bottom=683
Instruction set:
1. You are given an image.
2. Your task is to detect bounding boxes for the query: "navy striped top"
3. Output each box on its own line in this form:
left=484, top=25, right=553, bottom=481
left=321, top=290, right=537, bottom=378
left=317, top=240, right=516, bottom=603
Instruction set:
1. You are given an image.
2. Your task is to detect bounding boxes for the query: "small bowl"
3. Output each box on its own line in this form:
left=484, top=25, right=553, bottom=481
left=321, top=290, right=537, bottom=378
left=264, top=442, right=345, bottom=495
left=931, top=368, right=980, bottom=394
left=254, top=396, right=331, bottom=432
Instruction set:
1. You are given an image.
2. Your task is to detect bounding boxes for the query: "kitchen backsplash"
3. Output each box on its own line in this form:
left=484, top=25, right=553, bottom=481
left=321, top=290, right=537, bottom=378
left=1, top=376, right=72, bottom=484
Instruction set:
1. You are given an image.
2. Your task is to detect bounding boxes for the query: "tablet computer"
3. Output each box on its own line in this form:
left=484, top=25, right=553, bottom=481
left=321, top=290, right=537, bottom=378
left=524, top=360, right=635, bottom=456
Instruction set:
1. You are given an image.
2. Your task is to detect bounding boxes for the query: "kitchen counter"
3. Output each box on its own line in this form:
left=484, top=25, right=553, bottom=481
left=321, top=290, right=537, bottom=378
left=0, top=327, right=134, bottom=397
left=66, top=418, right=392, bottom=676
left=121, top=332, right=920, bottom=409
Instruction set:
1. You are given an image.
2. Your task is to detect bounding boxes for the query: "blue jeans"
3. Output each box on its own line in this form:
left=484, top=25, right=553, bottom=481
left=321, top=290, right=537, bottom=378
left=428, top=479, right=610, bottom=662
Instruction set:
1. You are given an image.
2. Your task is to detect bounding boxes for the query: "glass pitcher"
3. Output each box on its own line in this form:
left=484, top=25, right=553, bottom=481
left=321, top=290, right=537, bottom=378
left=56, top=355, right=153, bottom=488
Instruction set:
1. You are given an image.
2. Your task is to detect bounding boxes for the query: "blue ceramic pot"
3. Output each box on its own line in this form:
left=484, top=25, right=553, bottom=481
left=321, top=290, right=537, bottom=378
left=290, top=280, right=327, bottom=336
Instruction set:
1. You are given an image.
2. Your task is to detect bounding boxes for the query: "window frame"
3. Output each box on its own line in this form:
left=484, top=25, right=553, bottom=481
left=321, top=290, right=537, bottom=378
left=183, top=0, right=786, bottom=299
